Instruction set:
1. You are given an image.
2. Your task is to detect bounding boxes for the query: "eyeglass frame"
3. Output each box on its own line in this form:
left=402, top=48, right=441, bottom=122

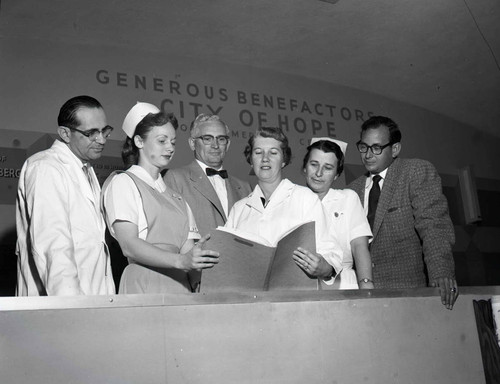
left=356, top=140, right=394, bottom=155
left=193, top=134, right=230, bottom=146
left=66, top=125, right=114, bottom=141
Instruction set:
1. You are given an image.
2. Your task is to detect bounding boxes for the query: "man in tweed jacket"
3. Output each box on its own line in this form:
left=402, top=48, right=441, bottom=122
left=348, top=116, right=458, bottom=309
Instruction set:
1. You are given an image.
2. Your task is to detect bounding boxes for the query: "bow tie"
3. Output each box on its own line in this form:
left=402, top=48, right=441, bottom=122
left=206, top=168, right=228, bottom=179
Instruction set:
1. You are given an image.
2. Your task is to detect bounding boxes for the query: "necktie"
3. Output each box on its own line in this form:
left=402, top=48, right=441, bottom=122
left=206, top=168, right=228, bottom=179
left=367, top=174, right=382, bottom=229
left=82, top=164, right=100, bottom=206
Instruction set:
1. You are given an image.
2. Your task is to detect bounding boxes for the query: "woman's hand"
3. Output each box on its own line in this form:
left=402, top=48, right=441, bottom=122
left=293, top=247, right=333, bottom=278
left=180, top=234, right=219, bottom=271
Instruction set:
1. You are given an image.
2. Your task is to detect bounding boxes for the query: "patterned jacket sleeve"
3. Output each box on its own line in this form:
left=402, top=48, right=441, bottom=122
left=409, top=159, right=455, bottom=281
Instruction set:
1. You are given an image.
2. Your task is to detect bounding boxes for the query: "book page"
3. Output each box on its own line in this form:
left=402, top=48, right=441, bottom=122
left=200, top=228, right=275, bottom=292
left=215, top=226, right=273, bottom=247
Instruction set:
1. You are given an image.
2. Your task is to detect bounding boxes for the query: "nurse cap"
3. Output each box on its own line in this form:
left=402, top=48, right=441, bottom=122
left=122, top=102, right=161, bottom=138
left=310, top=137, right=348, bottom=156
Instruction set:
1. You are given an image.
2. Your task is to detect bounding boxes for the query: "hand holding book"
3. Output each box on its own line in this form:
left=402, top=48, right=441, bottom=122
left=200, top=221, right=318, bottom=292
left=292, top=247, right=335, bottom=279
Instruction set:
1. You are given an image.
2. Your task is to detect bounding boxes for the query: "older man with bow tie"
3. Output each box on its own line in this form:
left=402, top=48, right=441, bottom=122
left=164, top=114, right=251, bottom=237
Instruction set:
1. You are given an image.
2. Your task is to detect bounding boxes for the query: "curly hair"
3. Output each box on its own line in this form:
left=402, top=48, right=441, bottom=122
left=122, top=112, right=178, bottom=169
left=243, top=127, right=292, bottom=167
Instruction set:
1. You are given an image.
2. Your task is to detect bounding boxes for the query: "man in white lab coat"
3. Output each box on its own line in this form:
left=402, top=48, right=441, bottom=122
left=16, top=95, right=116, bottom=296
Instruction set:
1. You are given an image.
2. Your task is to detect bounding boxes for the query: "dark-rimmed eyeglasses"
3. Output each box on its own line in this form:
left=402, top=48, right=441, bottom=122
left=194, top=135, right=229, bottom=145
left=356, top=141, right=393, bottom=155
left=68, top=125, right=114, bottom=141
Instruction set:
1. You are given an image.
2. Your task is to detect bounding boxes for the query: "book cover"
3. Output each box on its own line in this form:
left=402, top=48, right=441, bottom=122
left=200, top=222, right=318, bottom=292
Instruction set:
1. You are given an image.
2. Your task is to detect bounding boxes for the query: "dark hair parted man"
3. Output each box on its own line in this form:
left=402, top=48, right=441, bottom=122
left=348, top=116, right=458, bottom=309
left=164, top=114, right=251, bottom=237
left=16, top=95, right=115, bottom=296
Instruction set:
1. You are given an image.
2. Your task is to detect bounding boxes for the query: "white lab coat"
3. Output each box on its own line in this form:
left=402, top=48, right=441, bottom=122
left=225, top=179, right=343, bottom=274
left=16, top=140, right=115, bottom=296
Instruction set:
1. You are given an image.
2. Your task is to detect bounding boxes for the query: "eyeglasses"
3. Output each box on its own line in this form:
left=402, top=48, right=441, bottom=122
left=193, top=135, right=229, bottom=146
left=68, top=125, right=114, bottom=141
left=356, top=141, right=393, bottom=155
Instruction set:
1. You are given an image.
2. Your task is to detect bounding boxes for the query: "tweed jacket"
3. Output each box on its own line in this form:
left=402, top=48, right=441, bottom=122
left=164, top=160, right=252, bottom=236
left=348, top=158, right=455, bottom=288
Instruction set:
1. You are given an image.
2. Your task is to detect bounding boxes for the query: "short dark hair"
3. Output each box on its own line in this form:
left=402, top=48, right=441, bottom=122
left=122, top=112, right=178, bottom=169
left=57, top=95, right=103, bottom=129
left=244, top=127, right=292, bottom=167
left=361, top=116, right=402, bottom=144
left=302, top=140, right=344, bottom=177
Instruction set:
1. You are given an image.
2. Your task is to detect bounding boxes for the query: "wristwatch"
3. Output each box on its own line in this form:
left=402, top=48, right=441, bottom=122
left=358, top=278, right=373, bottom=284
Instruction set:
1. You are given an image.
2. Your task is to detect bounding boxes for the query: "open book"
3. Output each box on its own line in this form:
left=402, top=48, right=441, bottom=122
left=200, top=221, right=318, bottom=292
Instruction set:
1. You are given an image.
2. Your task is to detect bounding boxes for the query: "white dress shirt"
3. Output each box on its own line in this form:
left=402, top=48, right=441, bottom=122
left=196, top=160, right=229, bottom=216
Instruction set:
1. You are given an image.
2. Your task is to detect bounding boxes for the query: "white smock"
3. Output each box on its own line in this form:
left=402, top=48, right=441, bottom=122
left=225, top=179, right=343, bottom=276
left=322, top=188, right=372, bottom=289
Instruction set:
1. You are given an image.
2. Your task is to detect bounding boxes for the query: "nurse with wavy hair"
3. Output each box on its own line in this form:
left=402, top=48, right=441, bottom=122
left=302, top=137, right=373, bottom=289
left=103, top=103, right=219, bottom=294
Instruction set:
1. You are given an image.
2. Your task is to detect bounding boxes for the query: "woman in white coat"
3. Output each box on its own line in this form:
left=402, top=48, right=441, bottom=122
left=225, top=127, right=343, bottom=283
left=302, top=138, right=374, bottom=289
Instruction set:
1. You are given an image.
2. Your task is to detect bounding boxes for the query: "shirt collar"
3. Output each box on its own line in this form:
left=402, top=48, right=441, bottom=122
left=321, top=188, right=336, bottom=202
left=128, top=165, right=166, bottom=192
left=247, top=179, right=293, bottom=209
left=364, top=168, right=388, bottom=189
left=196, top=159, right=224, bottom=172
left=54, top=140, right=88, bottom=169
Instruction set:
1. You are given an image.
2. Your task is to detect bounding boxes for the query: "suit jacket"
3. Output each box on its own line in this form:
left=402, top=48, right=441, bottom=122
left=164, top=160, right=252, bottom=236
left=348, top=158, right=455, bottom=288
left=16, top=140, right=115, bottom=296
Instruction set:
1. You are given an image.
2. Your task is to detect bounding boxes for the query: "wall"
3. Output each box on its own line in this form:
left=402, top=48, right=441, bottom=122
left=0, top=287, right=496, bottom=384
left=1, top=35, right=500, bottom=293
